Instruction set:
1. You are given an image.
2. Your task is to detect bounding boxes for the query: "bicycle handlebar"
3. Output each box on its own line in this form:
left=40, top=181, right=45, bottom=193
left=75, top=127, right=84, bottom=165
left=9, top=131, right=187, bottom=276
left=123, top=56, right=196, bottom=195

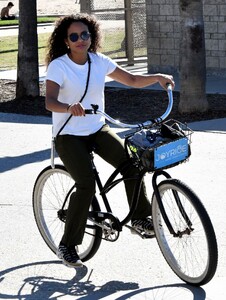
left=85, top=84, right=173, bottom=129
left=51, top=85, right=173, bottom=168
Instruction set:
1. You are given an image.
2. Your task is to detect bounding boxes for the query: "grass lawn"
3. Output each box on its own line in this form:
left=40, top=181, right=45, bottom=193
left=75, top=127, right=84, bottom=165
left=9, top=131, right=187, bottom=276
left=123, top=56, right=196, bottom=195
left=0, top=33, right=50, bottom=70
left=0, top=27, right=146, bottom=71
left=0, top=16, right=57, bottom=27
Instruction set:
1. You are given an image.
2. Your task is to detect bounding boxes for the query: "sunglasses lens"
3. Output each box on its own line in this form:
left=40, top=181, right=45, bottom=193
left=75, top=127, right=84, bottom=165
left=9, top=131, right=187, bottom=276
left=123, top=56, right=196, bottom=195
left=68, top=31, right=90, bottom=42
left=81, top=31, right=90, bottom=41
left=69, top=33, right=79, bottom=42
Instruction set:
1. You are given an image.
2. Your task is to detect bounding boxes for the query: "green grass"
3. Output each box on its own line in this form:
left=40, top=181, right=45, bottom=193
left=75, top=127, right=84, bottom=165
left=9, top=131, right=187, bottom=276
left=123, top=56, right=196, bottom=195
left=0, top=29, right=146, bottom=71
left=0, top=33, right=50, bottom=70
left=0, top=16, right=57, bottom=27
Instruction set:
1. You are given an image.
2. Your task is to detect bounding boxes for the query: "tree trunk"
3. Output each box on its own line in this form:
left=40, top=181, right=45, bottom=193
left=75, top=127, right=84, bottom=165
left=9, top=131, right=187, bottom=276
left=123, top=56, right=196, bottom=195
left=16, top=0, right=39, bottom=99
left=179, top=0, right=209, bottom=113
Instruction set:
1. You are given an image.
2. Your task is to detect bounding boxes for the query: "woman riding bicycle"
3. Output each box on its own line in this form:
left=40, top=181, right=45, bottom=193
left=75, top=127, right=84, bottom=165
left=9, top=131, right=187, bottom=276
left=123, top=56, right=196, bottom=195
left=45, top=13, right=175, bottom=268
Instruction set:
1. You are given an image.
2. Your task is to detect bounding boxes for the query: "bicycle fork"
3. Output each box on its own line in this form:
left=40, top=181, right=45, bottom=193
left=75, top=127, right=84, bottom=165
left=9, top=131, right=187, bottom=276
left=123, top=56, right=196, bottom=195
left=152, top=170, right=193, bottom=237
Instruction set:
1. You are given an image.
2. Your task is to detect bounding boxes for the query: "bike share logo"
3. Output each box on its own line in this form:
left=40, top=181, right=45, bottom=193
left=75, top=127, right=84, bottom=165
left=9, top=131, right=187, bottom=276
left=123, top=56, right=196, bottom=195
left=154, top=137, right=189, bottom=168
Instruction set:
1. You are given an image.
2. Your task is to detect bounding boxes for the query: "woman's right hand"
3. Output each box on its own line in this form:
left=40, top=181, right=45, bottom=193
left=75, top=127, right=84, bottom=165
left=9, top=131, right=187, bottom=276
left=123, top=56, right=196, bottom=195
left=68, top=102, right=85, bottom=116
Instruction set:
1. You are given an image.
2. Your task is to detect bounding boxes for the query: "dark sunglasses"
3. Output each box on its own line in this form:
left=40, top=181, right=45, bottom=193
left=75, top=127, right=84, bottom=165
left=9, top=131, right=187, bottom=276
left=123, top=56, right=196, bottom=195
left=68, top=31, right=91, bottom=42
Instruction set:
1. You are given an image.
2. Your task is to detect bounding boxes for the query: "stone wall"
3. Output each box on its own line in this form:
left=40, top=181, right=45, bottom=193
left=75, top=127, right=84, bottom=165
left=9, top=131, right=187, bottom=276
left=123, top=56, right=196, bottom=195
left=146, top=0, right=226, bottom=75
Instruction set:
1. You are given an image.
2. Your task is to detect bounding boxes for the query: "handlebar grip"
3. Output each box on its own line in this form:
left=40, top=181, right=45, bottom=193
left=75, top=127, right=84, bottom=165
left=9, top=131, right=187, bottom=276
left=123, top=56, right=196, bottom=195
left=84, top=109, right=94, bottom=114
left=166, top=83, right=172, bottom=90
left=85, top=105, right=99, bottom=115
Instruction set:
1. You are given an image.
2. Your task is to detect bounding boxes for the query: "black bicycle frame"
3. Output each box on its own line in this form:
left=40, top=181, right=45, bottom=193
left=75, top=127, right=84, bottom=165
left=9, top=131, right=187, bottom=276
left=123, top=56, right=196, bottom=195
left=90, top=154, right=146, bottom=229
left=68, top=152, right=193, bottom=237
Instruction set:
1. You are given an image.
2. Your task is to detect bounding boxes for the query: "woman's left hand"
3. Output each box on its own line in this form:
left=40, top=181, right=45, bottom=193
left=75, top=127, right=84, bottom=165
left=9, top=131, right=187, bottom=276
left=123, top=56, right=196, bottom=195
left=157, top=74, right=175, bottom=90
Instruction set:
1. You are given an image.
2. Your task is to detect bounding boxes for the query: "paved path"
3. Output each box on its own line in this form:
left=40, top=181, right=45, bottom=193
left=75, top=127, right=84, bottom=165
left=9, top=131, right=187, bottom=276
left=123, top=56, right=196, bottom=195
left=0, top=112, right=226, bottom=299
left=1, top=63, right=226, bottom=94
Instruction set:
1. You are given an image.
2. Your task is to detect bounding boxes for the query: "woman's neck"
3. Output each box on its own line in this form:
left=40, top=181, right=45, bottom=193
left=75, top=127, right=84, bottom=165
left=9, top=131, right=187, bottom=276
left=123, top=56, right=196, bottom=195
left=68, top=52, right=88, bottom=65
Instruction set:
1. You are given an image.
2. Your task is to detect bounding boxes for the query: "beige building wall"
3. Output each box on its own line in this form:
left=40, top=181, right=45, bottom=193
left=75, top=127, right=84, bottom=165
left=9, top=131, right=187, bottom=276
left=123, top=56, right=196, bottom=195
left=146, top=0, right=226, bottom=76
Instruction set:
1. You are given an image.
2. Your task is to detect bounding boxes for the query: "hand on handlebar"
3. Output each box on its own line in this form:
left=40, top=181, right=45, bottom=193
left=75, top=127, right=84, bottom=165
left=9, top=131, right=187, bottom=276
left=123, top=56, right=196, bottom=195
left=157, top=74, right=175, bottom=90
left=68, top=102, right=85, bottom=116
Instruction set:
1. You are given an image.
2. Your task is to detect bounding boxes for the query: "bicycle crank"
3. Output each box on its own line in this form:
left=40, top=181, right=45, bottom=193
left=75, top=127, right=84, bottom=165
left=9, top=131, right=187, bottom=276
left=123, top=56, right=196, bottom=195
left=102, top=220, right=120, bottom=241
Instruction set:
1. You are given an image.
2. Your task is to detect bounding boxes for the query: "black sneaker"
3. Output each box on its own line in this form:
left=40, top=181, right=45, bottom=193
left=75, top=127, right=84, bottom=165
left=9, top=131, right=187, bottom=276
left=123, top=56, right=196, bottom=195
left=131, top=217, right=154, bottom=234
left=57, top=243, right=83, bottom=268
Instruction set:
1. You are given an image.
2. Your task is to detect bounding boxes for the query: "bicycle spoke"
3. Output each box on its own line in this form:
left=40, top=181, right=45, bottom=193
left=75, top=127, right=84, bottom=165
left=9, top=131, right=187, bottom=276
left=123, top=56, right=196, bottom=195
left=152, top=179, right=218, bottom=285
left=33, top=165, right=102, bottom=261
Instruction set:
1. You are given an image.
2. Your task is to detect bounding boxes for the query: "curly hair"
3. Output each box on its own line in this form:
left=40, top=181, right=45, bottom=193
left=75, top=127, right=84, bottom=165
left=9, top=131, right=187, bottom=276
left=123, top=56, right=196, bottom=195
left=45, top=14, right=102, bottom=65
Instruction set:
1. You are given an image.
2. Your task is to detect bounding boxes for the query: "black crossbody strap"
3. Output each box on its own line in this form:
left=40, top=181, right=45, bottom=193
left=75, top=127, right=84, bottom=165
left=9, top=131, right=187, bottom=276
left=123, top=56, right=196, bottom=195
left=56, top=54, right=91, bottom=137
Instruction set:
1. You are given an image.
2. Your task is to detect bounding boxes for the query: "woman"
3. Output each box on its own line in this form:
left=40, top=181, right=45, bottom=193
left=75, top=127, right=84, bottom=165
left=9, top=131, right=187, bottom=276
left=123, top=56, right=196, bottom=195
left=45, top=14, right=175, bottom=268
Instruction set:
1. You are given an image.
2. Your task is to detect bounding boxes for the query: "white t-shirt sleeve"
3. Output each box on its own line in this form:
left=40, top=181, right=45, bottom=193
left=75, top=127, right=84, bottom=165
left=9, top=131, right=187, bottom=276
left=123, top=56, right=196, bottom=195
left=106, top=58, right=117, bottom=75
left=46, top=60, right=65, bottom=86
left=97, top=52, right=117, bottom=75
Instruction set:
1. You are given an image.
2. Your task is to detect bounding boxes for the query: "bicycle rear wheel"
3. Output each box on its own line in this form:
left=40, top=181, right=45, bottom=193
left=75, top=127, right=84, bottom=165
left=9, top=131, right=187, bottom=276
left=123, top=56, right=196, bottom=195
left=32, top=165, right=102, bottom=262
left=152, top=178, right=218, bottom=285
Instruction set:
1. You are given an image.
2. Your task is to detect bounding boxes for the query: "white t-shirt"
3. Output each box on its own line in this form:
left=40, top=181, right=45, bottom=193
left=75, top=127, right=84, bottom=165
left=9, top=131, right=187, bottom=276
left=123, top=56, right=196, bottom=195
left=46, top=52, right=117, bottom=137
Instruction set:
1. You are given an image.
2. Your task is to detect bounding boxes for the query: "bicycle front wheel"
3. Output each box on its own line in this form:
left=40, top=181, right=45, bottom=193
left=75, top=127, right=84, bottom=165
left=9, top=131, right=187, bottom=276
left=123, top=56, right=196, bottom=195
left=152, top=178, right=218, bottom=286
left=32, top=165, right=103, bottom=262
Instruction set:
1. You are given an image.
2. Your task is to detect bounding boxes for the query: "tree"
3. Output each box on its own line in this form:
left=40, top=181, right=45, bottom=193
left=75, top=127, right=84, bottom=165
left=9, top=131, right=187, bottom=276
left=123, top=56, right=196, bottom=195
left=16, top=0, right=39, bottom=98
left=179, top=0, right=209, bottom=113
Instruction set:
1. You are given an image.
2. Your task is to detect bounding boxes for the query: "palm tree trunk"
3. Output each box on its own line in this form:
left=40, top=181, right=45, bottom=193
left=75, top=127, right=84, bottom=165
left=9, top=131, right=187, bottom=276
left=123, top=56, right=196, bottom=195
left=16, top=0, right=39, bottom=99
left=179, top=0, right=209, bottom=113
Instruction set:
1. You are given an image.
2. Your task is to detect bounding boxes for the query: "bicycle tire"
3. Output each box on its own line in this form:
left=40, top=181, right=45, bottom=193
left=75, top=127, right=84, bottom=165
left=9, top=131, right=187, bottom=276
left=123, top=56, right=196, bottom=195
left=32, top=165, right=103, bottom=262
left=151, top=178, right=218, bottom=286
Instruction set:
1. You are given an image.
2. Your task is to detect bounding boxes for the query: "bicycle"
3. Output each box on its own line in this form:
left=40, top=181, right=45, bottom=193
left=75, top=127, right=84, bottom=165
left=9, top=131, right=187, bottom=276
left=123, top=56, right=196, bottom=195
left=32, top=85, right=218, bottom=286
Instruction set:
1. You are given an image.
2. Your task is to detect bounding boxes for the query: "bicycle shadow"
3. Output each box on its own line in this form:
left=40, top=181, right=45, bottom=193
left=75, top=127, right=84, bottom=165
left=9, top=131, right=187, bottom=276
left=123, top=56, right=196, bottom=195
left=114, top=284, right=206, bottom=300
left=0, top=260, right=138, bottom=299
left=0, top=260, right=206, bottom=300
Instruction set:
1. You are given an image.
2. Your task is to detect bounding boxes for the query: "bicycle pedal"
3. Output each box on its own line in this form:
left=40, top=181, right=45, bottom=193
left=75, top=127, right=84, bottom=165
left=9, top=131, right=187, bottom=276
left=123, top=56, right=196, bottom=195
left=126, top=225, right=155, bottom=239
left=143, top=232, right=155, bottom=239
